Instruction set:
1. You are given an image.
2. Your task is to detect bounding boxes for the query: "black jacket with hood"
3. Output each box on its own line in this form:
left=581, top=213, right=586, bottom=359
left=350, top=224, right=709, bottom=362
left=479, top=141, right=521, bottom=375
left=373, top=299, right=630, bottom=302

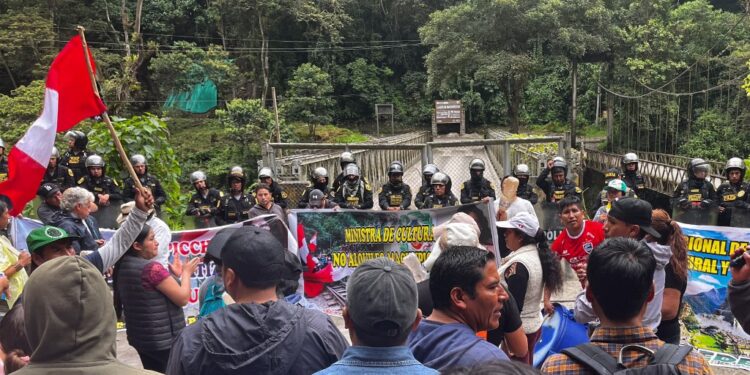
left=166, top=300, right=348, bottom=375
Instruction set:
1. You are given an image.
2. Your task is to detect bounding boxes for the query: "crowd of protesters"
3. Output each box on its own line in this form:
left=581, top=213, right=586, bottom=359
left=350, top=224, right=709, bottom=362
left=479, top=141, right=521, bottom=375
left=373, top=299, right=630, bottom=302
left=5, top=143, right=750, bottom=375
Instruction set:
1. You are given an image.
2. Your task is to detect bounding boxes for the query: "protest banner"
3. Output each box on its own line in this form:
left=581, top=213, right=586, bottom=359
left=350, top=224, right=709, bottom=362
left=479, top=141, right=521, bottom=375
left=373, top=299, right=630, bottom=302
left=288, top=202, right=498, bottom=301
left=677, top=222, right=750, bottom=371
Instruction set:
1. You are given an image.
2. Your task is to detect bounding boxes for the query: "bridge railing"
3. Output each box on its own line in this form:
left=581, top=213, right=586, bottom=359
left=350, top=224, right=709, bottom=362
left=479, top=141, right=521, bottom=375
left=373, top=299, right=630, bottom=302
left=264, top=131, right=431, bottom=187
left=584, top=148, right=725, bottom=195
left=634, top=151, right=725, bottom=178
left=485, top=129, right=566, bottom=177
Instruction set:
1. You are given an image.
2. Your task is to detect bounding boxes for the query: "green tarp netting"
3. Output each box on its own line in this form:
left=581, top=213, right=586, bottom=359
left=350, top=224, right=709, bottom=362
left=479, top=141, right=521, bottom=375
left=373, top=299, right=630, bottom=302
left=163, top=80, right=217, bottom=113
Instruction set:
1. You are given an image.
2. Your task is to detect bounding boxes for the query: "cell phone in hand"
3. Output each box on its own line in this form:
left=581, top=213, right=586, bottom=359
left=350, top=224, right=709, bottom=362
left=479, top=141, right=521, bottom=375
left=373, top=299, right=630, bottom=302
left=731, top=255, right=747, bottom=269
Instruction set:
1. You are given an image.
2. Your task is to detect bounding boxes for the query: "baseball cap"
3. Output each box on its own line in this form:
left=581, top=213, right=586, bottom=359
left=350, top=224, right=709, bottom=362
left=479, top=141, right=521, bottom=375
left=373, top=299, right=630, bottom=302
left=605, top=179, right=628, bottom=193
left=608, top=198, right=661, bottom=239
left=308, top=189, right=326, bottom=208
left=496, top=211, right=540, bottom=237
left=27, top=226, right=80, bottom=253
left=37, top=183, right=61, bottom=199
left=206, top=227, right=239, bottom=261
left=221, top=227, right=286, bottom=286
left=346, top=257, right=417, bottom=338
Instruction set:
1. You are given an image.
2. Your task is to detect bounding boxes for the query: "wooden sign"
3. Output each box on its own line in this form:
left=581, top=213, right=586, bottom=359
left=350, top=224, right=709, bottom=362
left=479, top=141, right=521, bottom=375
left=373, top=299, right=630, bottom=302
left=435, top=100, right=462, bottom=124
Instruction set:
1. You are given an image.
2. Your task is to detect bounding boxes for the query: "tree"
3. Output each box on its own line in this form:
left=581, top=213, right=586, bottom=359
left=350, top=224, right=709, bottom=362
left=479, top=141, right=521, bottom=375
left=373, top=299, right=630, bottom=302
left=0, top=80, right=45, bottom=144
left=285, top=63, right=334, bottom=137
left=218, top=98, right=297, bottom=163
left=0, top=10, right=55, bottom=92
left=87, top=114, right=184, bottom=228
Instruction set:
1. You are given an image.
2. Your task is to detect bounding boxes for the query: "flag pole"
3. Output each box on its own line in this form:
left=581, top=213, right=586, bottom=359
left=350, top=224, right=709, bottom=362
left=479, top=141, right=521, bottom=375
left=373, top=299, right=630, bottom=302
left=76, top=26, right=144, bottom=192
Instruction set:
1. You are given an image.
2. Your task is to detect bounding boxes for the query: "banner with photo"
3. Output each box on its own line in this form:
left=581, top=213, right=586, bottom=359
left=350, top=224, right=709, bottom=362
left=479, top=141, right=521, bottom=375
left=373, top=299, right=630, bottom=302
left=10, top=214, right=295, bottom=323
left=677, top=222, right=750, bottom=371
left=288, top=202, right=499, bottom=300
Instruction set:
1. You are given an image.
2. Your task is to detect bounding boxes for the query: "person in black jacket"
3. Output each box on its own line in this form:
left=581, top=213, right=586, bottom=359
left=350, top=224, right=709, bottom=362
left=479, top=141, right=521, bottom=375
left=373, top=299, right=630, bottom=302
left=36, top=183, right=64, bottom=226
left=536, top=158, right=581, bottom=206
left=672, top=158, right=717, bottom=210
left=422, top=172, right=457, bottom=209
left=513, top=164, right=538, bottom=205
left=415, top=164, right=439, bottom=209
left=186, top=170, right=223, bottom=228
left=78, top=155, right=122, bottom=209
left=60, top=130, right=89, bottom=184
left=298, top=167, right=334, bottom=208
left=332, top=151, right=356, bottom=193
left=378, top=161, right=412, bottom=210
left=217, top=166, right=253, bottom=224
left=122, top=154, right=167, bottom=211
left=57, top=187, right=103, bottom=254
left=334, top=164, right=373, bottom=209
left=717, top=157, right=750, bottom=227
left=620, top=152, right=647, bottom=198
left=42, top=147, right=75, bottom=190
left=460, top=159, right=496, bottom=204
left=252, top=167, right=289, bottom=209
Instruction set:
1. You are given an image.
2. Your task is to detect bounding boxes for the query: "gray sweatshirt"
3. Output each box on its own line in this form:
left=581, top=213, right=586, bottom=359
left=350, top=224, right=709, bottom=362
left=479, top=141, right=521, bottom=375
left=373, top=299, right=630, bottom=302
left=574, top=241, right=672, bottom=330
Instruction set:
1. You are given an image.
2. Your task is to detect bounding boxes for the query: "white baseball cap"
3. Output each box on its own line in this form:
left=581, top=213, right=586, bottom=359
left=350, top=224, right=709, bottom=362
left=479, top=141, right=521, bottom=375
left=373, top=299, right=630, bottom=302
left=496, top=212, right=540, bottom=237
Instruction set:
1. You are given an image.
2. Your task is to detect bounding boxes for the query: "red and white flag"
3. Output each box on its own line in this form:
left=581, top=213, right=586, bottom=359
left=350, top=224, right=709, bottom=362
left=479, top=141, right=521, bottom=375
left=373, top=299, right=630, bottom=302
left=0, top=35, right=106, bottom=215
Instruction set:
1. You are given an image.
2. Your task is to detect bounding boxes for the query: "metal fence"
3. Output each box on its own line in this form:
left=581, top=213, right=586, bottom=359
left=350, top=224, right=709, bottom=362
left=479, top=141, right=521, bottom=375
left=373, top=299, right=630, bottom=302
left=584, top=147, right=725, bottom=196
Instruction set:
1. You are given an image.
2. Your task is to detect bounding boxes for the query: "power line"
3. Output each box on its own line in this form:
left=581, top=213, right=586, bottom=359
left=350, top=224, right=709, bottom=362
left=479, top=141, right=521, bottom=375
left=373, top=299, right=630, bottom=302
left=597, top=73, right=746, bottom=99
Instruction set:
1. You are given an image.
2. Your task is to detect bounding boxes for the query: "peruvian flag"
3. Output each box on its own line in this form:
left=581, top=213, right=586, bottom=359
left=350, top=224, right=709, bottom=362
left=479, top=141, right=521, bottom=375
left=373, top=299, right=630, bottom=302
left=297, top=223, right=310, bottom=268
left=0, top=35, right=106, bottom=215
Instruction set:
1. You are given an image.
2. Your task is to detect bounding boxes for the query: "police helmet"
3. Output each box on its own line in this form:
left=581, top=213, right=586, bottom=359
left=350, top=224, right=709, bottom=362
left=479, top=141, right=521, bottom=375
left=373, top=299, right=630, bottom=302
left=258, top=167, right=273, bottom=179
left=604, top=167, right=620, bottom=180
left=423, top=164, right=439, bottom=178
left=228, top=165, right=246, bottom=185
left=312, top=167, right=328, bottom=183
left=65, top=130, right=88, bottom=149
left=340, top=151, right=355, bottom=164
left=553, top=156, right=565, bottom=164
left=687, top=158, right=710, bottom=179
left=431, top=172, right=450, bottom=186
left=622, top=152, right=639, bottom=166
left=131, top=154, right=147, bottom=166
left=469, top=159, right=486, bottom=171
left=51, top=146, right=60, bottom=159
left=388, top=162, right=404, bottom=175
left=85, top=154, right=105, bottom=168
left=724, top=157, right=746, bottom=177
left=0, top=138, right=5, bottom=149
left=190, top=170, right=207, bottom=184
left=551, top=159, right=567, bottom=175
left=513, top=164, right=530, bottom=177
left=344, top=163, right=360, bottom=178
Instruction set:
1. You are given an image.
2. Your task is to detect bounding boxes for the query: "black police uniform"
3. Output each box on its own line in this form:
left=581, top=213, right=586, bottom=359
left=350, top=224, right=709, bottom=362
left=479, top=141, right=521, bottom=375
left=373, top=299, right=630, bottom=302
left=123, top=174, right=168, bottom=209
left=42, top=164, right=75, bottom=190
left=60, top=150, right=89, bottom=184
left=186, top=188, right=223, bottom=221
left=251, top=181, right=288, bottom=209
left=79, top=175, right=122, bottom=206
left=422, top=193, right=458, bottom=209
left=460, top=178, right=496, bottom=204
left=516, top=183, right=538, bottom=205
left=378, top=183, right=413, bottom=210
left=414, top=184, right=433, bottom=209
left=671, top=179, right=717, bottom=209
left=717, top=181, right=750, bottom=226
left=535, top=168, right=582, bottom=204
left=0, top=156, right=8, bottom=183
left=217, top=192, right=253, bottom=225
left=298, top=185, right=334, bottom=208
left=334, top=181, right=374, bottom=209
left=622, top=172, right=647, bottom=199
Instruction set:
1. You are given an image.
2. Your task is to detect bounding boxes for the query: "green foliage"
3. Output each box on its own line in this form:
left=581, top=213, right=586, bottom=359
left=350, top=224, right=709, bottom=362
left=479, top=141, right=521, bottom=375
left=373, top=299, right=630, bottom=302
left=149, top=41, right=239, bottom=98
left=0, top=80, right=45, bottom=145
left=218, top=98, right=297, bottom=162
left=677, top=110, right=741, bottom=161
left=284, top=63, right=334, bottom=137
left=86, top=114, right=185, bottom=229
left=0, top=9, right=55, bottom=91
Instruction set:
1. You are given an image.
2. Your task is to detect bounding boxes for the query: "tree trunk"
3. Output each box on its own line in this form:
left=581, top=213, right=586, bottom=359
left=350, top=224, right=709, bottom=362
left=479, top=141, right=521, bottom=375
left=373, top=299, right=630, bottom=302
left=570, top=59, right=578, bottom=150
left=505, top=78, right=522, bottom=133
left=259, top=13, right=269, bottom=105
left=0, top=51, right=17, bottom=89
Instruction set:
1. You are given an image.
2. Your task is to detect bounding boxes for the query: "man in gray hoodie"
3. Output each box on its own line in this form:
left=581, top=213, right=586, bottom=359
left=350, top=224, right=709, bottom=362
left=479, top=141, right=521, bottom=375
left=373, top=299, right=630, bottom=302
left=574, top=198, right=671, bottom=331
left=16, top=256, right=158, bottom=375
left=166, top=227, right=348, bottom=375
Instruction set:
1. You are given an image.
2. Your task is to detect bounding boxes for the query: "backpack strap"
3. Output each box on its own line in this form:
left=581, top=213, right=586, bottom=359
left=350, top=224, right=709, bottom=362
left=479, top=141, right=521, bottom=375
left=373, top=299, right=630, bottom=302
left=651, top=344, right=693, bottom=366
left=562, top=344, right=620, bottom=375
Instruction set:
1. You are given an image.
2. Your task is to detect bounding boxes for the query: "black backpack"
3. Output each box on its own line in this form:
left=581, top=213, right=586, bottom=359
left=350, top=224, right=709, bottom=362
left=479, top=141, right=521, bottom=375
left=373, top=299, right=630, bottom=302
left=561, top=343, right=694, bottom=375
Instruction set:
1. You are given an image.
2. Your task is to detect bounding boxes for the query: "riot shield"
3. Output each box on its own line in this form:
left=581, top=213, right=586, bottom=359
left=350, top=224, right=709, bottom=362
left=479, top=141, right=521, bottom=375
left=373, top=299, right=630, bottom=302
left=92, top=201, right=121, bottom=230
left=730, top=208, right=750, bottom=228
left=192, top=216, right=218, bottom=229
left=672, top=205, right=719, bottom=226
left=539, top=202, right=564, bottom=243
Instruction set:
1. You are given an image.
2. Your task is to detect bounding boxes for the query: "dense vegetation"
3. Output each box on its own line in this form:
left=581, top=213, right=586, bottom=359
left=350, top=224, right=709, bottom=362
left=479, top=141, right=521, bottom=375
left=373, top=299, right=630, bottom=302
left=0, top=0, right=748, bottom=225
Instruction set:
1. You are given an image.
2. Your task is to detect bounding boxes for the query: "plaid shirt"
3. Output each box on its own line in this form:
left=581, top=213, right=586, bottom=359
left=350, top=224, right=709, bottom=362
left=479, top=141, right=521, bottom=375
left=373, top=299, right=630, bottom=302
left=541, top=326, right=713, bottom=375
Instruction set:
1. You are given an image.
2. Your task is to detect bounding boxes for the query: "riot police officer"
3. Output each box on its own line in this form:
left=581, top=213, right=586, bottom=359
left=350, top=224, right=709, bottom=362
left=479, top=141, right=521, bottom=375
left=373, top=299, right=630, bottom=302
left=717, top=157, right=750, bottom=226
left=186, top=170, right=223, bottom=228
left=60, top=130, right=89, bottom=183
left=217, top=166, right=253, bottom=224
left=379, top=161, right=412, bottom=210
left=621, top=152, right=646, bottom=198
left=0, top=138, right=8, bottom=183
left=253, top=167, right=289, bottom=209
left=79, top=155, right=122, bottom=208
left=334, top=164, right=373, bottom=209
left=672, top=158, right=717, bottom=210
left=536, top=157, right=582, bottom=205
left=422, top=172, right=457, bottom=209
left=460, top=159, right=496, bottom=204
left=42, top=146, right=75, bottom=190
left=415, top=164, right=439, bottom=209
left=122, top=154, right=168, bottom=211
left=592, top=167, right=622, bottom=213
left=332, top=151, right=356, bottom=193
left=298, top=167, right=334, bottom=208
left=513, top=164, right=538, bottom=205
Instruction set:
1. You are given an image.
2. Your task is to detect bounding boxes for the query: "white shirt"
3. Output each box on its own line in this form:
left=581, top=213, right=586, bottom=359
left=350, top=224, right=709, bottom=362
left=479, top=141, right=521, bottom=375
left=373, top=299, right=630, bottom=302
left=148, top=216, right=172, bottom=267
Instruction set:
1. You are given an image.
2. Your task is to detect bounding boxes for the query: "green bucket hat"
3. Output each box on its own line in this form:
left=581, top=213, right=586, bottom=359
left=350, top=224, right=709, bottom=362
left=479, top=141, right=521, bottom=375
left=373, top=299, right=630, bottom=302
left=27, top=226, right=80, bottom=253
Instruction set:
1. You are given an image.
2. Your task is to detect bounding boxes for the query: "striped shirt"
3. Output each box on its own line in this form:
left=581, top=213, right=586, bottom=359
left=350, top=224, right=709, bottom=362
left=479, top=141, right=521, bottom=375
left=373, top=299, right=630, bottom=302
left=541, top=326, right=713, bottom=374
